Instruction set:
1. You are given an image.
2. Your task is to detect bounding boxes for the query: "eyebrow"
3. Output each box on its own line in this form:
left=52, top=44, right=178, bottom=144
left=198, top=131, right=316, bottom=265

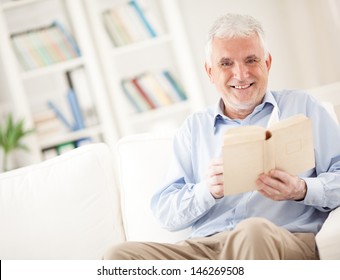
left=245, top=55, right=261, bottom=61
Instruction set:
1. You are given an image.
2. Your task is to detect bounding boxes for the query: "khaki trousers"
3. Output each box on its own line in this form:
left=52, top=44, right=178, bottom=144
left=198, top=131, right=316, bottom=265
left=104, top=217, right=318, bottom=260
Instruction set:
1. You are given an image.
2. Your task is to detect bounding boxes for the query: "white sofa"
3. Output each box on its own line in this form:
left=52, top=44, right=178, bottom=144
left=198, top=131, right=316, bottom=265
left=0, top=132, right=339, bottom=260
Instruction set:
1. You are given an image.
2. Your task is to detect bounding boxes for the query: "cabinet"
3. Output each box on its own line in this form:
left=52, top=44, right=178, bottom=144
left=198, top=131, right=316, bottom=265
left=83, top=0, right=205, bottom=136
left=0, top=0, right=119, bottom=168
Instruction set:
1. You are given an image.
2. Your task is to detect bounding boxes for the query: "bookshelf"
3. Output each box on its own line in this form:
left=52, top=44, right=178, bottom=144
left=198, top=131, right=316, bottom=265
left=83, top=0, right=205, bottom=135
left=0, top=0, right=119, bottom=168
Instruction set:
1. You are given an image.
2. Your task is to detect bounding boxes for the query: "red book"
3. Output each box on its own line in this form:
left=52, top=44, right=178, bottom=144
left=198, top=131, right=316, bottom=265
left=131, top=77, right=156, bottom=109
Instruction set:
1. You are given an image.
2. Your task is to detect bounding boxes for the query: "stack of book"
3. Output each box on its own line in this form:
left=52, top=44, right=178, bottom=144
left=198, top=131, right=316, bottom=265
left=11, top=21, right=81, bottom=71
left=121, top=70, right=187, bottom=113
left=102, top=0, right=164, bottom=47
left=33, top=67, right=96, bottom=141
left=42, top=138, right=95, bottom=161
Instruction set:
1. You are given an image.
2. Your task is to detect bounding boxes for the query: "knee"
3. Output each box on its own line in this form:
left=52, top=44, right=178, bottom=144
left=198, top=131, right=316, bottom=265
left=103, top=242, right=141, bottom=260
left=235, top=217, right=276, bottom=242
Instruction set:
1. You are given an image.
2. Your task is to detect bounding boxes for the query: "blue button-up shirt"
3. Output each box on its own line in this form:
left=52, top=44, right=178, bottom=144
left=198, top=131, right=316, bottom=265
left=151, top=90, right=340, bottom=238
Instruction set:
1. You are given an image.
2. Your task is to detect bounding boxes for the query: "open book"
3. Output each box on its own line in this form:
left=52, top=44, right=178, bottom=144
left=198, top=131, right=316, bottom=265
left=222, top=114, right=315, bottom=195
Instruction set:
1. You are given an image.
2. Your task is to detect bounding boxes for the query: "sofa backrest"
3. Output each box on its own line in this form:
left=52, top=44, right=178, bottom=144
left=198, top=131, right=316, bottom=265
left=0, top=143, right=125, bottom=259
left=117, top=132, right=191, bottom=243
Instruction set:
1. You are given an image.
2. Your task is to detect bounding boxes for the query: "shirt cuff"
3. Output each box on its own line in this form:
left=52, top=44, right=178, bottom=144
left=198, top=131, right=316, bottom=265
left=302, top=177, right=325, bottom=207
left=194, top=180, right=217, bottom=209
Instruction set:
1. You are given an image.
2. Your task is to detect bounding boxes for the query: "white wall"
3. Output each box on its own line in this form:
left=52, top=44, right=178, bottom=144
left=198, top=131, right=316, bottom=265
left=177, top=0, right=340, bottom=105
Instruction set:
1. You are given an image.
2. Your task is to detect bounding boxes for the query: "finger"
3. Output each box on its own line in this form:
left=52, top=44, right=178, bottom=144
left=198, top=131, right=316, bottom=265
left=208, top=174, right=224, bottom=186
left=258, top=173, right=285, bottom=191
left=210, top=157, right=223, bottom=166
left=208, top=164, right=223, bottom=177
left=268, top=169, right=291, bottom=184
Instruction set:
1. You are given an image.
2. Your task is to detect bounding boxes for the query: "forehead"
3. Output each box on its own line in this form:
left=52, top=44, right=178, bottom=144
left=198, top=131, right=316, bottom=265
left=211, top=34, right=264, bottom=60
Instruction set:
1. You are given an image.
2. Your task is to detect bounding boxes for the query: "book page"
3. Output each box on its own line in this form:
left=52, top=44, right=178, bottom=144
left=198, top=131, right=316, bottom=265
left=223, top=127, right=266, bottom=196
left=223, top=126, right=265, bottom=145
left=270, top=115, right=315, bottom=174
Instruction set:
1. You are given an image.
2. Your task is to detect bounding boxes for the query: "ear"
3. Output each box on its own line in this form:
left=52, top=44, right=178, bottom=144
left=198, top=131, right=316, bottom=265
left=205, top=62, right=214, bottom=83
left=265, top=53, right=272, bottom=71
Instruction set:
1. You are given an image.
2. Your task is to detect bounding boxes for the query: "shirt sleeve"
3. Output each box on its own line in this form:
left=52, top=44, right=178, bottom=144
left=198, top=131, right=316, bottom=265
left=150, top=117, right=216, bottom=232
left=302, top=96, right=340, bottom=211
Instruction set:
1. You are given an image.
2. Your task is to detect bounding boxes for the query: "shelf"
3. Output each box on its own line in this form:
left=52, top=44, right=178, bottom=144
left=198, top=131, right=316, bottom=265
left=110, top=34, right=172, bottom=57
left=0, top=0, right=45, bottom=11
left=129, top=100, right=190, bottom=124
left=20, top=57, right=85, bottom=80
left=38, top=125, right=103, bottom=149
left=0, top=0, right=120, bottom=167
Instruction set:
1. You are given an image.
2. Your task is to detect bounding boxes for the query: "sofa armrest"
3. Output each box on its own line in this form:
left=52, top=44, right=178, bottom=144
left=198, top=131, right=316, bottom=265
left=0, top=143, right=125, bottom=259
left=315, top=207, right=340, bottom=259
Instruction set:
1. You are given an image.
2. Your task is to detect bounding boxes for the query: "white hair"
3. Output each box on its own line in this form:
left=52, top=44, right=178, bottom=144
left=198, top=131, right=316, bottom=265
left=205, top=13, right=269, bottom=65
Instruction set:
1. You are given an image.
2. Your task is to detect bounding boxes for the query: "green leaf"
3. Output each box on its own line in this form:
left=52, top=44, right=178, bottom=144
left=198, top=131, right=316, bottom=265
left=0, top=113, right=34, bottom=162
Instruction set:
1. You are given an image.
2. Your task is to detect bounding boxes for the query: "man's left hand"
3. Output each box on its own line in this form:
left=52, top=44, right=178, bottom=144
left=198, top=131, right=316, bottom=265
left=256, top=169, right=307, bottom=201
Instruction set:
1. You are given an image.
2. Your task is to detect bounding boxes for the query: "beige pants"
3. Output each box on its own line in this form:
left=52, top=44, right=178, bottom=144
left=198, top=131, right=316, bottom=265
left=104, top=217, right=318, bottom=260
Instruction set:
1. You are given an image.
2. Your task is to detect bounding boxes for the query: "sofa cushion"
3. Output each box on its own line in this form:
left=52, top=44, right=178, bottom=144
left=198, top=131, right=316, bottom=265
left=316, top=207, right=340, bottom=259
left=117, top=132, right=191, bottom=243
left=0, top=143, right=125, bottom=259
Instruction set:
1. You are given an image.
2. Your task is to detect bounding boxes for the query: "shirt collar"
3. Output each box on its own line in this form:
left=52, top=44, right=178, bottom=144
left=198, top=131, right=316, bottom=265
left=213, top=90, right=280, bottom=130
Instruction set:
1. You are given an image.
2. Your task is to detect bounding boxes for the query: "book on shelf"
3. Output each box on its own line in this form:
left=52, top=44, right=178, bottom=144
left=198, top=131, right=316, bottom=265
left=47, top=89, right=85, bottom=132
left=121, top=79, right=151, bottom=113
left=53, top=21, right=81, bottom=57
left=136, top=72, right=172, bottom=107
left=47, top=100, right=74, bottom=131
left=102, top=0, right=164, bottom=47
left=130, top=76, right=157, bottom=109
left=10, top=21, right=80, bottom=70
left=33, top=110, right=68, bottom=138
left=222, top=114, right=315, bottom=196
left=42, top=137, right=96, bottom=160
left=162, top=70, right=187, bottom=101
left=56, top=141, right=76, bottom=155
left=129, top=0, right=157, bottom=38
left=67, top=88, right=85, bottom=130
left=67, top=67, right=98, bottom=127
left=121, top=70, right=187, bottom=113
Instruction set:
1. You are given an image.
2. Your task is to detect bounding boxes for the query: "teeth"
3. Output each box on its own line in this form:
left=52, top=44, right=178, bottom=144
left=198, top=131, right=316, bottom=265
left=234, top=84, right=251, bottom=89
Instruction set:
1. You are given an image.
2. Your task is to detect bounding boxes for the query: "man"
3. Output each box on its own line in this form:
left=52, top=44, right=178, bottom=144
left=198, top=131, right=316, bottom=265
left=105, top=13, right=340, bottom=259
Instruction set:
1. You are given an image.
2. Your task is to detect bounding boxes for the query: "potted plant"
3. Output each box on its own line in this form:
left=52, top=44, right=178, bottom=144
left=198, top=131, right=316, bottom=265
left=0, top=114, right=34, bottom=172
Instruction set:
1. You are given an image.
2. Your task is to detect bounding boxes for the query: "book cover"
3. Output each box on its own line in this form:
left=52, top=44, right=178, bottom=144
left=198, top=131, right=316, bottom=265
left=102, top=11, right=122, bottom=47
left=40, top=25, right=67, bottom=62
left=68, top=67, right=98, bottom=127
left=109, top=8, right=133, bottom=45
left=121, top=79, right=147, bottom=112
left=53, top=21, right=81, bottom=58
left=47, top=100, right=73, bottom=131
left=222, top=114, right=315, bottom=196
left=129, top=0, right=157, bottom=38
left=139, top=72, right=173, bottom=106
left=11, top=34, right=34, bottom=70
left=130, top=76, right=157, bottom=109
left=67, top=88, right=85, bottom=131
left=162, top=71, right=187, bottom=101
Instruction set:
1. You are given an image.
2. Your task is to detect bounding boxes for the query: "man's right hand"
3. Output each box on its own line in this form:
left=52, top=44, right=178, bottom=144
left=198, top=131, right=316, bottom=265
left=206, top=157, right=224, bottom=198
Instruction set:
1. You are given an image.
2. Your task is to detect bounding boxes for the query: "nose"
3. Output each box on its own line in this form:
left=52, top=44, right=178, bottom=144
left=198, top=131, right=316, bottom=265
left=232, top=62, right=249, bottom=81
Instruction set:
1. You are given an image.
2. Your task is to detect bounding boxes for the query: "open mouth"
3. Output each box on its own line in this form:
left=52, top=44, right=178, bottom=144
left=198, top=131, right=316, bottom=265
left=230, top=83, right=254, bottom=89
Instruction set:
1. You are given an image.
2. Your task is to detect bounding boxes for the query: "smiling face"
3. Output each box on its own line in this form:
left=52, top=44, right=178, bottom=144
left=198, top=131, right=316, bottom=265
left=205, top=34, right=272, bottom=119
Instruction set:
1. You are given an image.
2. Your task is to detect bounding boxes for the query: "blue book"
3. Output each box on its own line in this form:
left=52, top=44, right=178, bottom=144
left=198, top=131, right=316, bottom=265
left=129, top=0, right=157, bottom=38
left=162, top=71, right=187, bottom=101
left=47, top=100, right=73, bottom=131
left=53, top=21, right=81, bottom=57
left=67, top=89, right=85, bottom=131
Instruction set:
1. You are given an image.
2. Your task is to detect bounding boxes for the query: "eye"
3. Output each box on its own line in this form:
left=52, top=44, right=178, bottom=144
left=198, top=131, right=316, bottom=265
left=218, top=60, right=233, bottom=67
left=245, top=57, right=260, bottom=65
